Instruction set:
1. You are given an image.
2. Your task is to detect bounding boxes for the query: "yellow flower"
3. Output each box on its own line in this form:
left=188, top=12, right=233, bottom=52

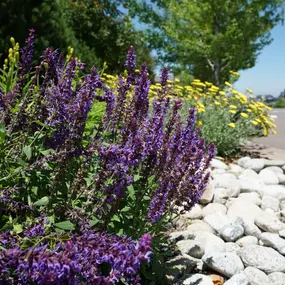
left=230, top=70, right=240, bottom=76
left=228, top=123, right=236, bottom=128
left=214, top=101, right=221, bottom=106
left=263, top=128, right=268, bottom=136
left=175, top=79, right=180, bottom=83
left=192, top=82, right=206, bottom=87
left=229, top=105, right=237, bottom=109
left=225, top=81, right=233, bottom=88
left=197, top=120, right=203, bottom=127
left=272, top=129, right=277, bottom=134
left=245, top=88, right=254, bottom=94
left=135, top=69, right=140, bottom=72
left=219, top=91, right=226, bottom=96
left=229, top=110, right=236, bottom=114
left=241, top=112, right=249, bottom=118
left=251, top=120, right=259, bottom=125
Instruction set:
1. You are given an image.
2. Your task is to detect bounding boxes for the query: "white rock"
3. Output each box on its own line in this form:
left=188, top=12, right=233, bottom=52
left=238, top=177, right=265, bottom=195
left=211, top=168, right=226, bottom=178
left=237, top=192, right=262, bottom=206
left=262, top=185, right=285, bottom=200
left=166, top=254, right=203, bottom=279
left=237, top=156, right=251, bottom=167
left=229, top=163, right=244, bottom=174
left=213, top=188, right=228, bottom=204
left=240, top=158, right=265, bottom=172
left=184, top=204, right=203, bottom=219
left=204, top=212, right=230, bottom=233
left=176, top=240, right=205, bottom=258
left=255, top=211, right=284, bottom=233
left=202, top=203, right=227, bottom=217
left=264, top=159, right=285, bottom=167
left=212, top=173, right=240, bottom=197
left=187, top=220, right=215, bottom=234
left=187, top=231, right=225, bottom=253
left=259, top=169, right=279, bottom=185
left=227, top=200, right=262, bottom=222
left=276, top=172, right=285, bottom=185
left=278, top=210, right=285, bottom=223
left=183, top=274, right=213, bottom=285
left=200, top=183, right=214, bottom=205
left=224, top=242, right=241, bottom=253
left=220, top=224, right=244, bottom=242
left=236, top=236, right=258, bottom=247
left=268, top=272, right=285, bottom=285
left=265, top=166, right=284, bottom=174
left=239, top=168, right=259, bottom=179
left=261, top=196, right=280, bottom=212
left=244, top=266, right=270, bottom=285
left=242, top=218, right=262, bottom=238
left=224, top=273, right=249, bottom=285
left=211, top=158, right=229, bottom=169
left=239, top=245, right=285, bottom=273
left=214, top=187, right=240, bottom=205
left=202, top=252, right=244, bottom=278
left=279, top=229, right=285, bottom=238
left=259, top=232, right=285, bottom=255
left=280, top=200, right=285, bottom=210
left=169, top=231, right=191, bottom=242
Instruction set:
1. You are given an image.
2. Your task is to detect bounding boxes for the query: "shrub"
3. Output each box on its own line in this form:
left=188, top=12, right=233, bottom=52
left=103, top=71, right=275, bottom=156
left=0, top=31, right=215, bottom=283
left=272, top=98, right=285, bottom=108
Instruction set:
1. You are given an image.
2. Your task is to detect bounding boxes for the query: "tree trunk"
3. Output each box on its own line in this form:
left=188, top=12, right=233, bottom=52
left=213, top=59, right=220, bottom=86
left=213, top=13, right=221, bottom=86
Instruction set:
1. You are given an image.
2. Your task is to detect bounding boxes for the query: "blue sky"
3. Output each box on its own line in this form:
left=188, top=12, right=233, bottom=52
left=233, top=23, right=285, bottom=97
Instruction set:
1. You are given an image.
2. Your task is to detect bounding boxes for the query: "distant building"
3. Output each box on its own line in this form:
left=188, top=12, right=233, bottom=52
left=279, top=90, right=285, bottom=98
left=255, top=94, right=276, bottom=103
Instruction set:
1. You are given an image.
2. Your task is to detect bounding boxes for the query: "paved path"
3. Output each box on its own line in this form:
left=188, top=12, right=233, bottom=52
left=246, top=109, right=285, bottom=160
left=253, top=109, right=285, bottom=150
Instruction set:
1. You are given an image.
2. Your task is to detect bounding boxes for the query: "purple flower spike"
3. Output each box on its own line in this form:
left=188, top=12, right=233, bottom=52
left=18, top=29, right=36, bottom=76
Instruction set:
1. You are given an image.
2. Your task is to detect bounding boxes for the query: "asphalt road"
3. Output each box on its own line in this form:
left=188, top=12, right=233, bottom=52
left=253, top=108, right=285, bottom=150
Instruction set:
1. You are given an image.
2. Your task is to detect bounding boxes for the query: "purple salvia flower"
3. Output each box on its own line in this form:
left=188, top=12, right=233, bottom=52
left=125, top=45, right=136, bottom=84
left=0, top=229, right=152, bottom=284
left=18, top=29, right=36, bottom=76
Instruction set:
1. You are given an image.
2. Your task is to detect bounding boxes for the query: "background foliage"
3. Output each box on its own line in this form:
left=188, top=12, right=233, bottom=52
left=125, top=0, right=285, bottom=85
left=0, top=0, right=155, bottom=76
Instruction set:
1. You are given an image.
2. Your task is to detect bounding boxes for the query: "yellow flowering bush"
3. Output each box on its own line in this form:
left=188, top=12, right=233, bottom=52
left=101, top=70, right=275, bottom=156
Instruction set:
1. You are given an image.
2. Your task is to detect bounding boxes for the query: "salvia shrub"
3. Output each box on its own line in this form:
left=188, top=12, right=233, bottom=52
left=0, top=30, right=215, bottom=284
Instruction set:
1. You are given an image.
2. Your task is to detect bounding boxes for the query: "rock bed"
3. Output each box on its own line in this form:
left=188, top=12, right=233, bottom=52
left=168, top=157, right=285, bottom=284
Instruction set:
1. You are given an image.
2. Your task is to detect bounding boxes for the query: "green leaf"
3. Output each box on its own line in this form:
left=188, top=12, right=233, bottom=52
left=89, top=218, right=99, bottom=227
left=13, top=224, right=23, bottom=234
left=40, top=149, right=54, bottom=156
left=23, top=145, right=32, bottom=160
left=127, top=185, right=135, bottom=200
left=120, top=206, right=131, bottom=212
left=134, top=174, right=141, bottom=182
left=111, top=215, right=120, bottom=222
left=54, top=221, right=75, bottom=231
left=33, top=196, right=49, bottom=207
left=148, top=175, right=156, bottom=184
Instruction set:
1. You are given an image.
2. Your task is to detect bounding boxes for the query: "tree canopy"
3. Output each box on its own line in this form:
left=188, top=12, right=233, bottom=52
left=0, top=0, right=154, bottom=74
left=125, top=0, right=285, bottom=85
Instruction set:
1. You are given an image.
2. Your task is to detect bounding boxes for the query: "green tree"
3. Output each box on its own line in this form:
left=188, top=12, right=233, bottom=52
left=0, top=0, right=154, bottom=74
left=125, top=0, right=284, bottom=85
